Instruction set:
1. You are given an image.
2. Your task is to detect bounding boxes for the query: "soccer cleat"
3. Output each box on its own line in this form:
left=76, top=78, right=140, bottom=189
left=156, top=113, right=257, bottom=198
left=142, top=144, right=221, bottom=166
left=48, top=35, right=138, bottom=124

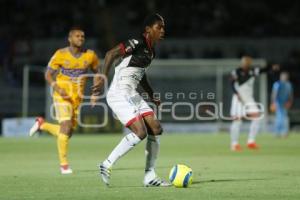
left=247, top=142, right=259, bottom=150
left=60, top=165, right=73, bottom=175
left=99, top=163, right=111, bottom=186
left=231, top=144, right=242, bottom=151
left=143, top=170, right=171, bottom=187
left=143, top=177, right=171, bottom=187
left=29, top=117, right=44, bottom=137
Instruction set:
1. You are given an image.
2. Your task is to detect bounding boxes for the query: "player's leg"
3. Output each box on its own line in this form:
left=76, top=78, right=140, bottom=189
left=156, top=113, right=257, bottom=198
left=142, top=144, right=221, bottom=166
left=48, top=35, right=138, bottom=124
left=230, top=119, right=242, bottom=151
left=243, top=98, right=262, bottom=149
left=100, top=119, right=147, bottom=185
left=57, top=119, right=73, bottom=174
left=29, top=117, right=60, bottom=137
left=142, top=114, right=171, bottom=187
left=230, top=95, right=243, bottom=151
left=54, top=100, right=75, bottom=174
left=276, top=103, right=287, bottom=137
left=274, top=102, right=283, bottom=136
left=282, top=106, right=289, bottom=137
left=246, top=112, right=261, bottom=149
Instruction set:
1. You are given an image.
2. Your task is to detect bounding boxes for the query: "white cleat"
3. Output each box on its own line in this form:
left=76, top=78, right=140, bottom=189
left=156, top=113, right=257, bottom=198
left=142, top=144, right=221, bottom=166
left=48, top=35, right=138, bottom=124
left=143, top=170, right=171, bottom=187
left=99, top=163, right=111, bottom=186
left=144, top=177, right=172, bottom=187
left=60, top=165, right=73, bottom=175
left=29, top=117, right=44, bottom=137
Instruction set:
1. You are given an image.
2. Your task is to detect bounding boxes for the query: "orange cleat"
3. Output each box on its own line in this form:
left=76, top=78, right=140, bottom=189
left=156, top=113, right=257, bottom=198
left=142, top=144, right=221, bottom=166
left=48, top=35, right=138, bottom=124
left=247, top=142, right=259, bottom=150
left=231, top=144, right=242, bottom=151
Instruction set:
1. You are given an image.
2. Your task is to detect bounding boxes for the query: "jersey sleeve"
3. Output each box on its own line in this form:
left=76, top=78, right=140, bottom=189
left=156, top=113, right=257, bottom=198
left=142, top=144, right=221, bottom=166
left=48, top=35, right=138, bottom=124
left=91, top=52, right=100, bottom=71
left=119, top=38, right=142, bottom=56
left=47, top=50, right=62, bottom=71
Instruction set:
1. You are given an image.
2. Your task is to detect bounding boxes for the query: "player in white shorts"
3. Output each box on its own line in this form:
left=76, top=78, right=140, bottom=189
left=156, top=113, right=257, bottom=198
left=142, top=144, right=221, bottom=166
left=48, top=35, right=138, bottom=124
left=93, top=14, right=170, bottom=187
left=230, top=56, right=278, bottom=151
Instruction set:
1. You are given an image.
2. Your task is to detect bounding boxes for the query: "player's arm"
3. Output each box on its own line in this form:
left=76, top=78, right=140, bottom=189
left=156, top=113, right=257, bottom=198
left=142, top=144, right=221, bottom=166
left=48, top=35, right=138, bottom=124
left=286, top=83, right=294, bottom=109
left=230, top=70, right=244, bottom=103
left=102, top=39, right=140, bottom=77
left=46, top=51, right=70, bottom=100
left=257, top=64, right=280, bottom=75
left=90, top=52, right=103, bottom=95
left=91, top=45, right=123, bottom=96
left=102, top=45, right=123, bottom=77
left=45, top=69, right=70, bottom=100
left=140, top=74, right=160, bottom=106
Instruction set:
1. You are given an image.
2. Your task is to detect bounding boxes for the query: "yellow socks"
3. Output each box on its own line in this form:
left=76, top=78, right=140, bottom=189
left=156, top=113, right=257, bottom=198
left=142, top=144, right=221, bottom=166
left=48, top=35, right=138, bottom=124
left=57, top=134, right=69, bottom=166
left=40, top=122, right=60, bottom=137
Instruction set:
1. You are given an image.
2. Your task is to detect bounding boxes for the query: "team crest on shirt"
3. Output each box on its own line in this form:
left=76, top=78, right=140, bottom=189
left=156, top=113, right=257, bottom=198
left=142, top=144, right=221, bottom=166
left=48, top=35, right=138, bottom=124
left=64, top=60, right=70, bottom=67
left=84, top=60, right=88, bottom=67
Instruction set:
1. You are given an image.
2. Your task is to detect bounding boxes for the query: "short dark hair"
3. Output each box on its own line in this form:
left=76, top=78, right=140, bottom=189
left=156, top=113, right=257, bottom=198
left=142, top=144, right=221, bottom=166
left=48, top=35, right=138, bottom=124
left=143, top=13, right=164, bottom=30
left=68, top=26, right=84, bottom=36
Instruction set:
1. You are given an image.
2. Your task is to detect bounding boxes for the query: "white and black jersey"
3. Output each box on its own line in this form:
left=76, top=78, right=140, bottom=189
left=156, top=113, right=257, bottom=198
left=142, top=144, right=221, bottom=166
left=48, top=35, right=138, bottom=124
left=110, top=35, right=155, bottom=93
left=231, top=67, right=269, bottom=99
left=106, top=35, right=156, bottom=126
left=230, top=66, right=269, bottom=117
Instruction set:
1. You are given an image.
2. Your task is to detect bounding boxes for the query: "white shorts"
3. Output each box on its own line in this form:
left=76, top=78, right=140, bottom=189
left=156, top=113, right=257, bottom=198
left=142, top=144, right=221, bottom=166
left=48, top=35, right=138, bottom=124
left=106, top=87, right=154, bottom=127
left=230, top=94, right=261, bottom=117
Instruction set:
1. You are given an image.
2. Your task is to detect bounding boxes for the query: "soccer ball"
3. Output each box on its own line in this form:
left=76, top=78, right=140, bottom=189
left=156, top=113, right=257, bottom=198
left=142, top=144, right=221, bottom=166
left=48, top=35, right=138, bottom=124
left=169, top=164, right=193, bottom=188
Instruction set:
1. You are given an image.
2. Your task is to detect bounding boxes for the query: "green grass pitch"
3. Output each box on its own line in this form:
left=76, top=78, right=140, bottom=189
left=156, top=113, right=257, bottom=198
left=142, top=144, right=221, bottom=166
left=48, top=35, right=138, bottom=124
left=0, top=133, right=300, bottom=200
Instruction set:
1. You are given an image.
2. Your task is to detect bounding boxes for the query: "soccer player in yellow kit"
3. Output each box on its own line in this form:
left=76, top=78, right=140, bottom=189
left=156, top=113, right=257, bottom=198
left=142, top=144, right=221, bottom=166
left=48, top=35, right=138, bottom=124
left=29, top=27, right=101, bottom=174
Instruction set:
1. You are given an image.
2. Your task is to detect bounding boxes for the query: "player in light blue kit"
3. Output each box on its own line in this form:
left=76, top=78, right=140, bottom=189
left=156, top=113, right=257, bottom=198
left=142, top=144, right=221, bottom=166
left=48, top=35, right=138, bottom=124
left=271, top=71, right=293, bottom=137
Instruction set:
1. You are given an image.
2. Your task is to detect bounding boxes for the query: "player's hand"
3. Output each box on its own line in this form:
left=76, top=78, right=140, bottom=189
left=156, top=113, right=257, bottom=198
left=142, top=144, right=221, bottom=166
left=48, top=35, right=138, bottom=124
left=58, top=88, right=71, bottom=101
left=285, top=100, right=292, bottom=109
left=152, top=98, right=161, bottom=107
left=52, top=83, right=71, bottom=101
left=270, top=102, right=276, bottom=113
left=90, top=94, right=99, bottom=108
left=272, top=64, right=280, bottom=71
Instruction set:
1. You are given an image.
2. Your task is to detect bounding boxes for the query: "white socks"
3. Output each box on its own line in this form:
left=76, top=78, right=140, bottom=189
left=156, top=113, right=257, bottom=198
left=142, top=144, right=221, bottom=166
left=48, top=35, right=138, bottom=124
left=103, top=132, right=141, bottom=168
left=230, top=120, right=241, bottom=145
left=102, top=132, right=161, bottom=180
left=145, top=135, right=160, bottom=173
left=248, top=119, right=260, bottom=144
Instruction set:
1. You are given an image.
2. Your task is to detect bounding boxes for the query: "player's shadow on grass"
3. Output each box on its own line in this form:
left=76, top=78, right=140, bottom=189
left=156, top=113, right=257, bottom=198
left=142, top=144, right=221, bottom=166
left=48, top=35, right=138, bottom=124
left=193, top=178, right=269, bottom=185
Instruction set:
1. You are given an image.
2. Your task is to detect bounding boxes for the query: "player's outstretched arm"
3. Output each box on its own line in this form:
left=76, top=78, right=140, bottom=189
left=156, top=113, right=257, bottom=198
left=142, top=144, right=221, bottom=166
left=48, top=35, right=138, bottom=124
left=258, top=63, right=280, bottom=74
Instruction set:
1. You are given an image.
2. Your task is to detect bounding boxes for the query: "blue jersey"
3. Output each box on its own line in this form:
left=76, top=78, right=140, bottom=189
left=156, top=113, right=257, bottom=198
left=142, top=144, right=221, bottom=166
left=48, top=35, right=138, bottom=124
left=272, top=81, right=293, bottom=104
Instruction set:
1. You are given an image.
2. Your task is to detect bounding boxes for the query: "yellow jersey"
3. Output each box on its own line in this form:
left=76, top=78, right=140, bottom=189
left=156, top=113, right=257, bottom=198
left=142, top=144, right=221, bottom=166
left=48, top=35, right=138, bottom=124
left=47, top=47, right=100, bottom=99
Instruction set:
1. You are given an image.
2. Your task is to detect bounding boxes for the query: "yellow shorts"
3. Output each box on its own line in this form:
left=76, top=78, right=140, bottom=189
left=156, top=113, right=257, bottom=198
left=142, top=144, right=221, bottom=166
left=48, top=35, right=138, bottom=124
left=53, top=94, right=81, bottom=128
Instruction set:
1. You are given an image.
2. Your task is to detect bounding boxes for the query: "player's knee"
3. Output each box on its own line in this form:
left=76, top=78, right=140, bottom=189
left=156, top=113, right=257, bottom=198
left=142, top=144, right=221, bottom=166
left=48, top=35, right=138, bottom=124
left=131, top=126, right=147, bottom=140
left=247, top=112, right=261, bottom=120
left=152, top=125, right=163, bottom=135
left=60, top=120, right=73, bottom=136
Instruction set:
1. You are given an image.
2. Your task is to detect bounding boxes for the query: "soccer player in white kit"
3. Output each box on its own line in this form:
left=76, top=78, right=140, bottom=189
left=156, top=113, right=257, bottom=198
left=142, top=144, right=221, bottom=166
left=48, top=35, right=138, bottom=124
left=95, top=14, right=170, bottom=186
left=230, top=56, right=278, bottom=151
